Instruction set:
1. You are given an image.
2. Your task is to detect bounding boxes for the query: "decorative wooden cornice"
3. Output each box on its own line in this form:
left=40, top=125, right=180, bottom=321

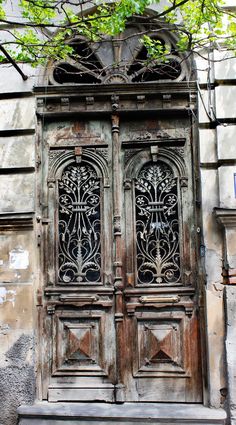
left=34, top=81, right=197, bottom=96
left=34, top=81, right=197, bottom=118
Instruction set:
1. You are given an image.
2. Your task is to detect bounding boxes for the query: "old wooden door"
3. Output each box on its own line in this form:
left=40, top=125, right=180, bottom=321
left=39, top=107, right=202, bottom=403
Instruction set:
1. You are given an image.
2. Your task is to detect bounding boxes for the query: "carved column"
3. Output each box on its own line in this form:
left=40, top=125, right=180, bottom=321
left=111, top=112, right=125, bottom=401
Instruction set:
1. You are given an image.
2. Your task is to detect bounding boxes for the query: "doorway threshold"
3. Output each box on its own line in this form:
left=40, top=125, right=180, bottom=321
left=18, top=402, right=227, bottom=425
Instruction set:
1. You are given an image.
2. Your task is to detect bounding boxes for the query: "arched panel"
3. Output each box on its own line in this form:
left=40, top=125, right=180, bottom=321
left=58, top=161, right=102, bottom=284
left=124, top=147, right=187, bottom=182
left=46, top=147, right=111, bottom=289
left=124, top=145, right=195, bottom=289
left=135, top=160, right=180, bottom=285
left=48, top=148, right=109, bottom=183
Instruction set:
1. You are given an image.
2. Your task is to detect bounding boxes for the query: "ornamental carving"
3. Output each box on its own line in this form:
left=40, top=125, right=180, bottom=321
left=171, top=147, right=185, bottom=158
left=124, top=149, right=142, bottom=165
left=95, top=148, right=108, bottom=162
left=49, top=149, right=66, bottom=167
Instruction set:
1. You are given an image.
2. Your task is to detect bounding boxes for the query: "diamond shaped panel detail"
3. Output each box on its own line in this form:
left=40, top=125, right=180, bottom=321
left=66, top=327, right=92, bottom=361
left=148, top=327, right=174, bottom=362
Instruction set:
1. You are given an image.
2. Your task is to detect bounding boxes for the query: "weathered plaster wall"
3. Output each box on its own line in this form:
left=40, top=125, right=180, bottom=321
left=197, top=107, right=225, bottom=406
left=215, top=50, right=236, bottom=418
left=0, top=232, right=37, bottom=425
left=0, top=66, right=37, bottom=425
left=196, top=20, right=236, bottom=416
left=0, top=299, right=35, bottom=425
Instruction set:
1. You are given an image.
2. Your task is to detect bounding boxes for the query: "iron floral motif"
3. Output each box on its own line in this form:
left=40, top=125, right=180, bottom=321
left=135, top=161, right=180, bottom=284
left=58, top=163, right=101, bottom=283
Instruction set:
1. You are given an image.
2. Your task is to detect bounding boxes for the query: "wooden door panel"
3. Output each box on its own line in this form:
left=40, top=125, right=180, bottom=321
left=121, top=307, right=202, bottom=402
left=134, top=378, right=188, bottom=402
left=52, top=310, right=114, bottom=376
left=135, top=317, right=184, bottom=375
left=47, top=305, right=116, bottom=401
left=41, top=123, right=116, bottom=402
left=120, top=119, right=202, bottom=402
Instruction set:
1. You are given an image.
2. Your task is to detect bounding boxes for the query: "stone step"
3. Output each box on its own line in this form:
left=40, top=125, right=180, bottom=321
left=18, top=402, right=227, bottom=425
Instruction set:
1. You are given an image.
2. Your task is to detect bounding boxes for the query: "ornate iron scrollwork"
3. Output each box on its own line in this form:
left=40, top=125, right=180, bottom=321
left=48, top=28, right=188, bottom=85
left=135, top=161, right=180, bottom=285
left=58, top=162, right=101, bottom=283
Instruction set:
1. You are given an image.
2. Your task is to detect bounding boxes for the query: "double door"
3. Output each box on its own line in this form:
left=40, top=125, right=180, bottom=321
left=40, top=114, right=202, bottom=403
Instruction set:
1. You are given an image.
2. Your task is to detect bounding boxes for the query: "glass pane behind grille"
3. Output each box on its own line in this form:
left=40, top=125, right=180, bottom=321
left=58, top=163, right=101, bottom=283
left=135, top=161, right=180, bottom=285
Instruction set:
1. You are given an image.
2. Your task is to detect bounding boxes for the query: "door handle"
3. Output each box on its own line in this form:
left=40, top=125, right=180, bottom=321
left=59, top=295, right=98, bottom=302
left=139, top=295, right=179, bottom=303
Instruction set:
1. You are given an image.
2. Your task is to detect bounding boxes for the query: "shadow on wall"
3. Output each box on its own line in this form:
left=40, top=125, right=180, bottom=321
left=0, top=334, right=35, bottom=425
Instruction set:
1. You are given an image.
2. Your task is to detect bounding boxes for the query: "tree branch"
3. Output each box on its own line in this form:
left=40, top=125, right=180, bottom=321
left=0, top=45, right=28, bottom=80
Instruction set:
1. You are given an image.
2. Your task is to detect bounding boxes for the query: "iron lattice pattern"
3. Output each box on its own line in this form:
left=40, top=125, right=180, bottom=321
left=50, top=35, right=185, bottom=85
left=58, top=163, right=101, bottom=283
left=135, top=161, right=180, bottom=285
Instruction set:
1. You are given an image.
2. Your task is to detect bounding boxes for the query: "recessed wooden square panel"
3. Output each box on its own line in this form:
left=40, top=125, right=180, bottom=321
left=135, top=318, right=185, bottom=376
left=52, top=313, right=108, bottom=376
left=64, top=322, right=94, bottom=362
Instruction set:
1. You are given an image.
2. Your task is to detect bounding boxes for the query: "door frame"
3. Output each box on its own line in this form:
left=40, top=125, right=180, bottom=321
left=34, top=82, right=207, bottom=404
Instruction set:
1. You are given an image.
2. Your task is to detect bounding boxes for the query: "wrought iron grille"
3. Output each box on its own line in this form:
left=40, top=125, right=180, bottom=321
left=58, top=162, right=101, bottom=283
left=49, top=33, right=186, bottom=85
left=135, top=161, right=180, bottom=285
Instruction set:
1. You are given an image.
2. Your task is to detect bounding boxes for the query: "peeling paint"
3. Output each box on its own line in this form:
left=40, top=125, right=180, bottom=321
left=0, top=287, right=16, bottom=305
left=0, top=323, right=10, bottom=335
left=9, top=248, right=29, bottom=270
left=0, top=334, right=35, bottom=425
left=0, top=233, right=34, bottom=284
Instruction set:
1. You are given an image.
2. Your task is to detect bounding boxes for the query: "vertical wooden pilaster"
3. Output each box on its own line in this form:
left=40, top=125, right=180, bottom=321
left=111, top=113, right=125, bottom=401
